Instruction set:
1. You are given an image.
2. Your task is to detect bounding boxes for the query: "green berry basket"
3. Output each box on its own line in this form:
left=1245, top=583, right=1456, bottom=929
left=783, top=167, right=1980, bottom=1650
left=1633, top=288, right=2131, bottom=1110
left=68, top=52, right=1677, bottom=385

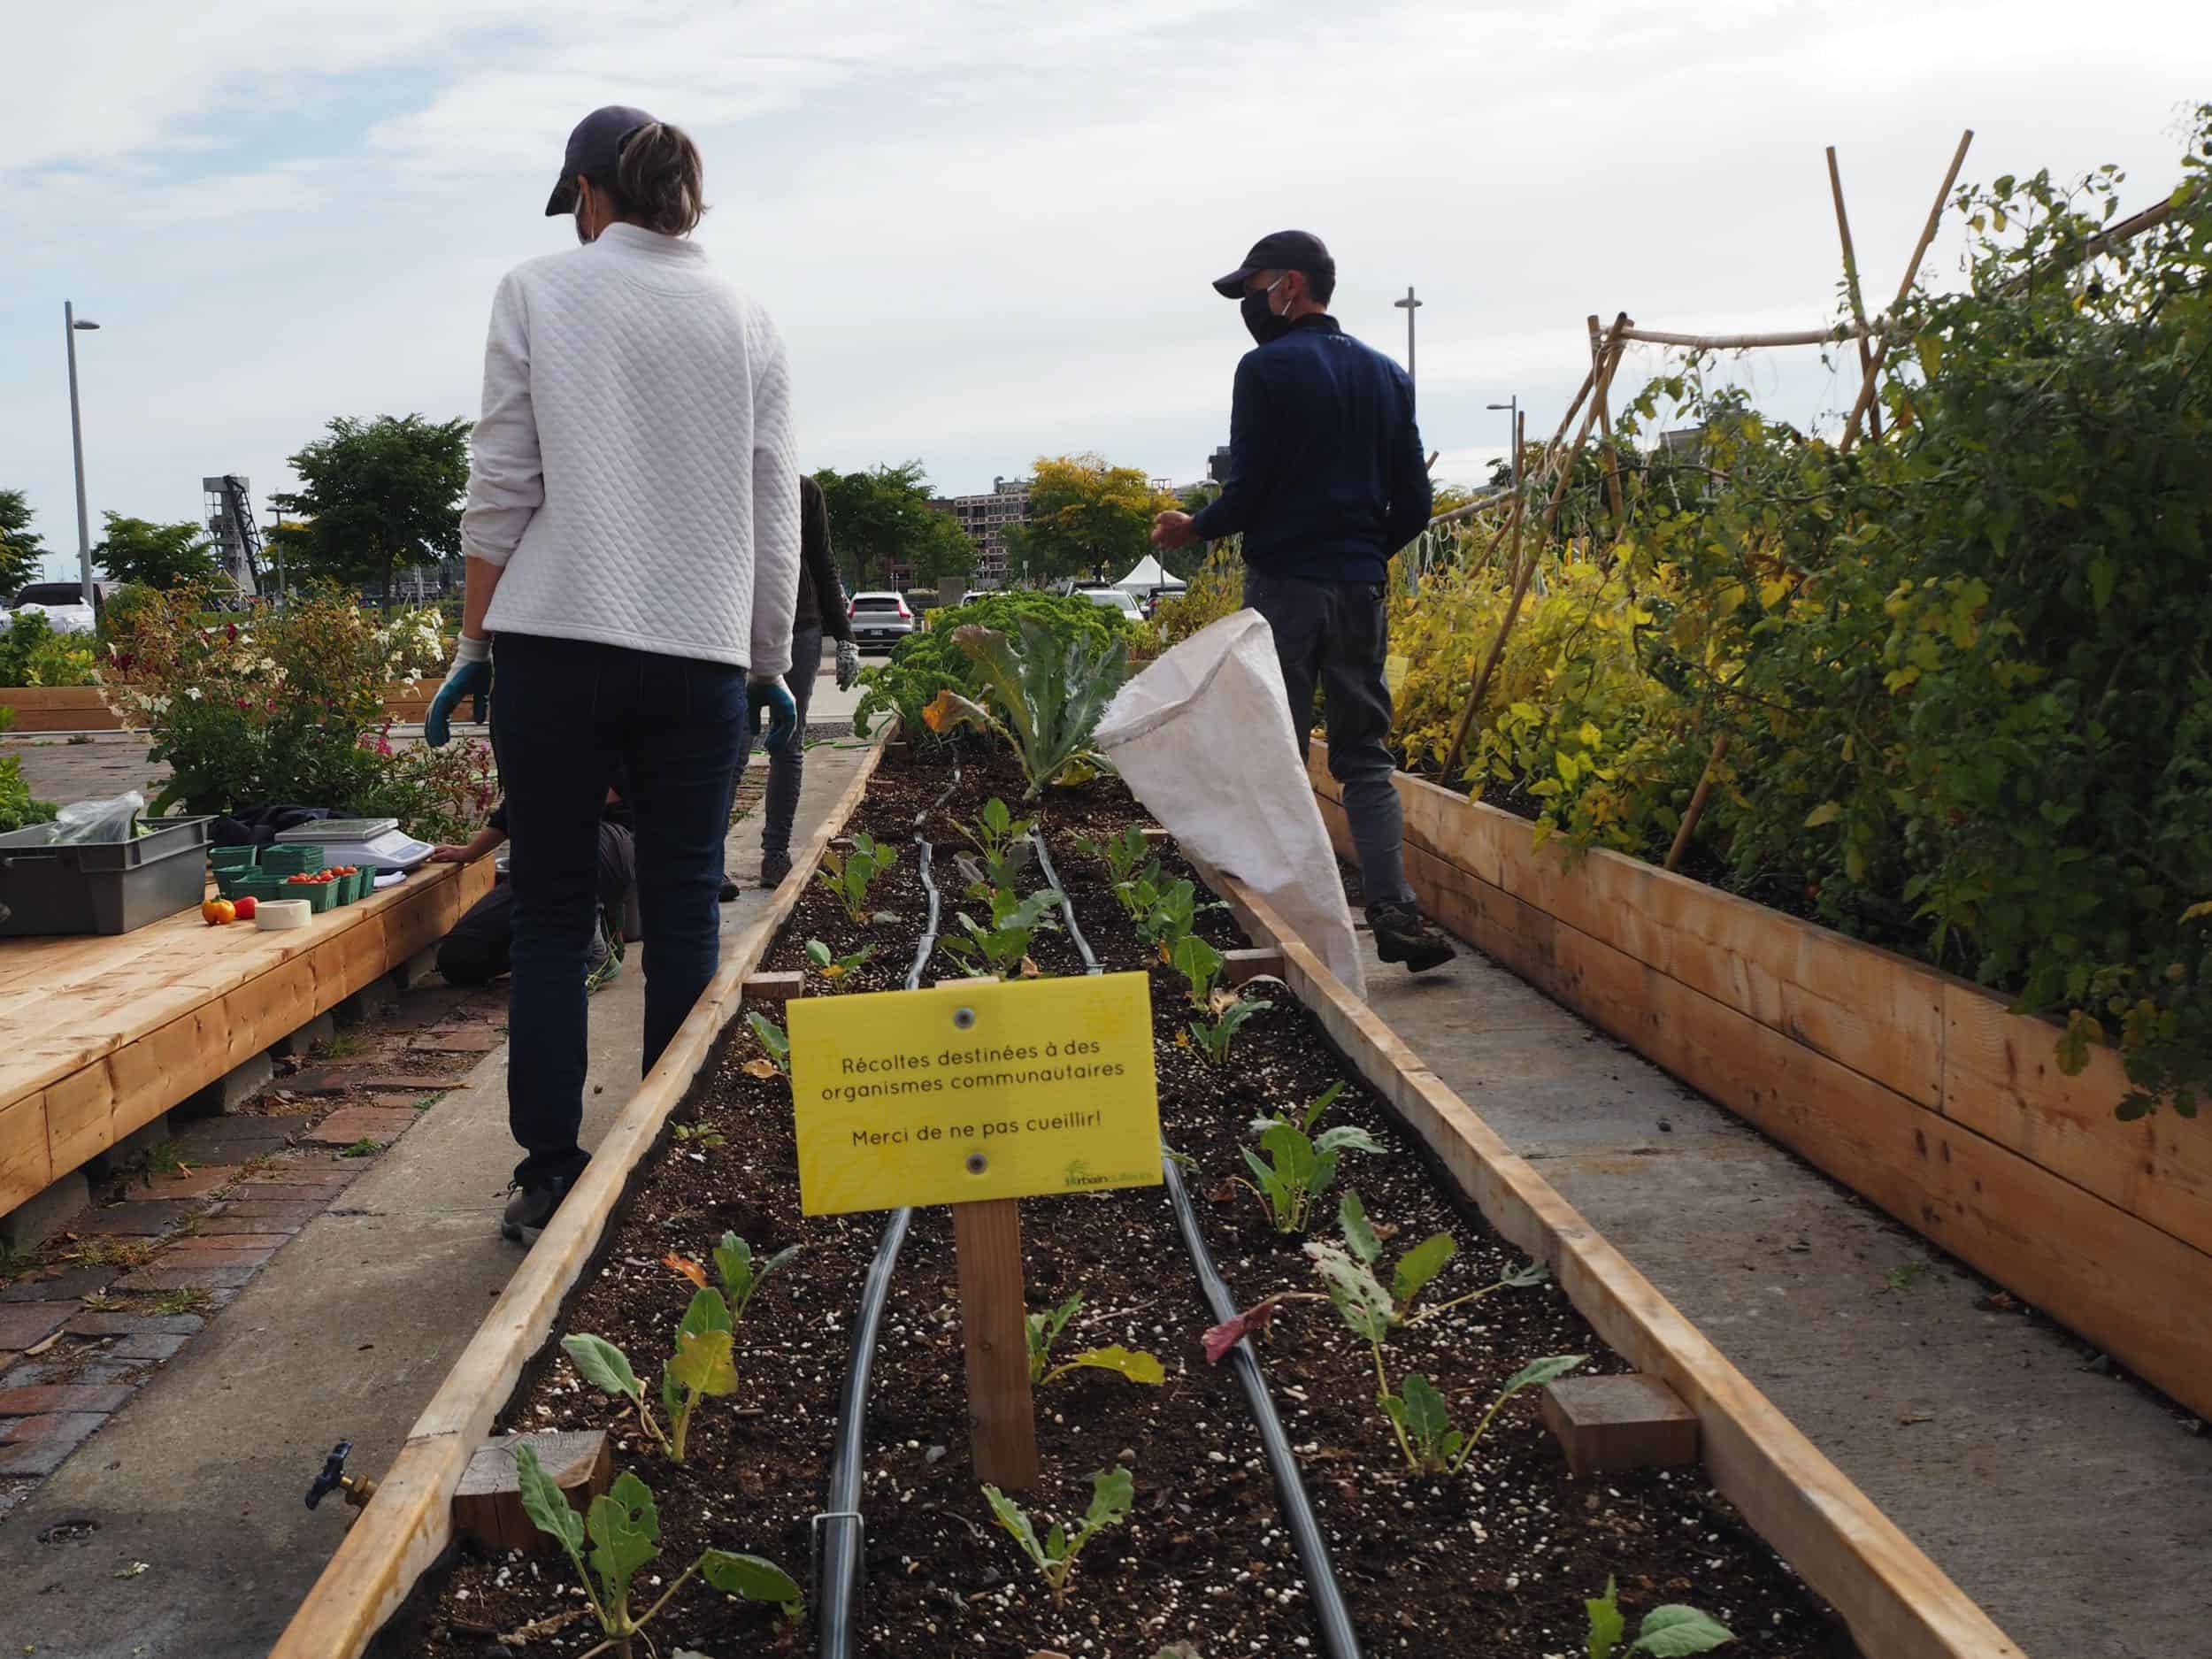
left=207, top=845, right=258, bottom=871
left=296, top=879, right=337, bottom=915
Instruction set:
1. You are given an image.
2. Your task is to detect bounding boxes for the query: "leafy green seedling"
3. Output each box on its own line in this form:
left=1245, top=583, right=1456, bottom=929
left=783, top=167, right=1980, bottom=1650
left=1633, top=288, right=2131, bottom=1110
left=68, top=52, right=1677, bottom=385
left=815, top=831, right=897, bottom=926
left=1074, top=824, right=1153, bottom=886
left=983, top=1465, right=1135, bottom=1606
left=563, top=1287, right=741, bottom=1465
left=949, top=796, right=1034, bottom=891
left=1025, top=1292, right=1166, bottom=1387
left=660, top=1287, right=740, bottom=1463
left=942, top=887, right=1062, bottom=979
left=1171, top=933, right=1226, bottom=1010
left=713, top=1231, right=800, bottom=1324
left=1379, top=1353, right=1587, bottom=1473
left=804, top=937, right=877, bottom=982
left=1107, top=856, right=1167, bottom=923
left=672, top=1123, right=726, bottom=1149
left=922, top=618, right=1127, bottom=800
left=1234, top=1082, right=1378, bottom=1230
left=514, top=1443, right=804, bottom=1652
left=563, top=1332, right=673, bottom=1461
left=1585, top=1574, right=1734, bottom=1658
left=742, top=1010, right=790, bottom=1076
left=1328, top=1190, right=1549, bottom=1328
left=1189, top=995, right=1270, bottom=1065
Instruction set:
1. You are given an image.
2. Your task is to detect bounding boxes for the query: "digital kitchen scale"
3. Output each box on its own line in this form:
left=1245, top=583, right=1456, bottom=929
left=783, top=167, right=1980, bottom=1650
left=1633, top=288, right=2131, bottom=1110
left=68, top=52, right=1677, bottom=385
left=273, top=818, right=436, bottom=872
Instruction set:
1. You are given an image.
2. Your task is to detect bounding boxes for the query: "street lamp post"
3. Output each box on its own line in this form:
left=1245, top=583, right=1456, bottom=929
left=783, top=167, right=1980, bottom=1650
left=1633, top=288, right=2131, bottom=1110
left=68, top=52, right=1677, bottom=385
left=1486, top=396, right=1519, bottom=494
left=64, top=303, right=101, bottom=605
left=1393, top=286, right=1423, bottom=409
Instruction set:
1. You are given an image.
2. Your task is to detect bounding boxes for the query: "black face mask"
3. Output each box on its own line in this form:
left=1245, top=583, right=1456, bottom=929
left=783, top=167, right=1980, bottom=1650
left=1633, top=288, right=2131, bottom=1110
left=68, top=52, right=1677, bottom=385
left=1241, top=283, right=1293, bottom=346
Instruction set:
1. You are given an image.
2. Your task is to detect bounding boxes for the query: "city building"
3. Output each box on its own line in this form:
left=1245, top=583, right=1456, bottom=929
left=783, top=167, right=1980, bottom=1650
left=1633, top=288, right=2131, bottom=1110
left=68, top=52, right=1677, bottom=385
left=930, top=475, right=1032, bottom=590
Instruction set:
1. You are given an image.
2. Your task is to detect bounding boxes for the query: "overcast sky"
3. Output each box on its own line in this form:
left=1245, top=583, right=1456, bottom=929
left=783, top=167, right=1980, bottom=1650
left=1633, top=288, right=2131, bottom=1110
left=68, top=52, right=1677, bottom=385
left=4, top=1, right=2207, bottom=581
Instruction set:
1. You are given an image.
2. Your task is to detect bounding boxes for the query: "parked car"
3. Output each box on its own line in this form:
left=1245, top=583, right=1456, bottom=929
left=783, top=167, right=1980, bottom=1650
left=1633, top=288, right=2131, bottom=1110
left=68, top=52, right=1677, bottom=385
left=1077, top=588, right=1146, bottom=624
left=9, top=580, right=114, bottom=635
left=848, top=590, right=916, bottom=652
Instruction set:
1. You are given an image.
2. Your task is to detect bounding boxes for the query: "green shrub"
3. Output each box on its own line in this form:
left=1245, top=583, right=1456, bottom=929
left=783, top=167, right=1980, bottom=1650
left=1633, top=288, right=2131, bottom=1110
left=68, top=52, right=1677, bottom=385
left=0, top=755, right=57, bottom=834
left=853, top=590, right=1136, bottom=738
left=1404, top=111, right=2212, bottom=1118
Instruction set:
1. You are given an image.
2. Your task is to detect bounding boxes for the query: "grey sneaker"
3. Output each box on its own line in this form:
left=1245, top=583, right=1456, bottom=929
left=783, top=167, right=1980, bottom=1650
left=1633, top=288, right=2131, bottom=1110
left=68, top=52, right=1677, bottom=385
left=500, top=1172, right=579, bottom=1244
left=584, top=913, right=621, bottom=995
left=759, top=848, right=793, bottom=889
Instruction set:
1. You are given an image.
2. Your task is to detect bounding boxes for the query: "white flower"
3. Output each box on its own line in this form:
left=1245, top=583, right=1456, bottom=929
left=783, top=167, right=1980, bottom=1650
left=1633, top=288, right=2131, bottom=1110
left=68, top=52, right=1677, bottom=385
left=185, top=687, right=203, bottom=701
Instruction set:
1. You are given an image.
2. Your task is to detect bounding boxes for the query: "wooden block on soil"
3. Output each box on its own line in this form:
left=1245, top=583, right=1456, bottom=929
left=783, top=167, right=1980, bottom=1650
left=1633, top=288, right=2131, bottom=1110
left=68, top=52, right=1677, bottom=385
left=1223, top=947, right=1285, bottom=986
left=1540, top=1373, right=1698, bottom=1477
left=741, top=971, right=806, bottom=1003
left=453, top=1428, right=612, bottom=1555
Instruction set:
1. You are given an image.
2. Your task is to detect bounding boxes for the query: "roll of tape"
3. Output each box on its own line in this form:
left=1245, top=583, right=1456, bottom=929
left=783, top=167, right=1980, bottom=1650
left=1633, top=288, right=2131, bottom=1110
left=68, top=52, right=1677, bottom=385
left=256, top=899, right=314, bottom=931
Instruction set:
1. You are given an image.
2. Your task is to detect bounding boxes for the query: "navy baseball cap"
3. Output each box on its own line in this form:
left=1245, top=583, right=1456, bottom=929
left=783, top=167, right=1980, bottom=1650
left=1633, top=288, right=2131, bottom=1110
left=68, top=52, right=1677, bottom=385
left=544, top=104, right=658, bottom=215
left=1212, top=230, right=1334, bottom=296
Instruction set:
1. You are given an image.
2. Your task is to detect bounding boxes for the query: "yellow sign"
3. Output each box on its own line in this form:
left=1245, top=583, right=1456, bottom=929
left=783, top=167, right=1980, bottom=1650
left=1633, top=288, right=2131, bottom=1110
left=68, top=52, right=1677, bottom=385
left=787, top=972, right=1161, bottom=1216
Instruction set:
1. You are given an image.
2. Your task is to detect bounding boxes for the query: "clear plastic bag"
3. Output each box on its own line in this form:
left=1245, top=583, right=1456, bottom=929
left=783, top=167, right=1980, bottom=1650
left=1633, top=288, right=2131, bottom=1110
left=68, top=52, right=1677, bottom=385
left=50, top=790, right=145, bottom=845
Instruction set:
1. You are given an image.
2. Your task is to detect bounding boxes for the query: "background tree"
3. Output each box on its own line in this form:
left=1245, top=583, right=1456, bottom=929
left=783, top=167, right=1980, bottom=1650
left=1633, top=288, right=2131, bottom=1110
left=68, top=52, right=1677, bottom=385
left=94, top=512, right=219, bottom=590
left=270, top=414, right=470, bottom=611
left=811, top=462, right=976, bottom=591
left=1011, top=454, right=1179, bottom=587
left=0, top=490, right=46, bottom=602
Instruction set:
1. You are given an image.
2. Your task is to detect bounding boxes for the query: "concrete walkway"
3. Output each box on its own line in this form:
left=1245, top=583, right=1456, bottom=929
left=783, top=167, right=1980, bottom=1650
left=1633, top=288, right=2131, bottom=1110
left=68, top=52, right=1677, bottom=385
left=0, top=740, right=875, bottom=1659
left=2, top=660, right=871, bottom=810
left=1362, top=938, right=2212, bottom=1659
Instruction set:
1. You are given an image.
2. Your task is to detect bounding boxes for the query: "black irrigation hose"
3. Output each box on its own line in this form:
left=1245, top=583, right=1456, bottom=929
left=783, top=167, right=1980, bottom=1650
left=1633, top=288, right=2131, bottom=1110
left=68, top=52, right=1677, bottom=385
left=816, top=762, right=961, bottom=1659
left=1028, top=826, right=1100, bottom=975
left=1035, top=824, right=1362, bottom=1659
left=1162, top=1151, right=1365, bottom=1659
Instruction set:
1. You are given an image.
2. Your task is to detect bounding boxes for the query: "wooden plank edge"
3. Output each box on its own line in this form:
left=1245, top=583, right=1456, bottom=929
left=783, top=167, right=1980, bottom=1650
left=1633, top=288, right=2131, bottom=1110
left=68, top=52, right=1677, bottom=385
left=0, top=858, right=497, bottom=1217
left=1187, top=850, right=2023, bottom=1659
left=1311, top=745, right=2212, bottom=1264
left=267, top=727, right=892, bottom=1659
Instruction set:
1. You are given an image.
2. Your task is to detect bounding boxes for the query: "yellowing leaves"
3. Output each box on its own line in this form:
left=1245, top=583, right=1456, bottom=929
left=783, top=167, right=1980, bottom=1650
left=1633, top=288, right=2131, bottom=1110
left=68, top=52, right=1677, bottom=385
left=1804, top=802, right=1843, bottom=828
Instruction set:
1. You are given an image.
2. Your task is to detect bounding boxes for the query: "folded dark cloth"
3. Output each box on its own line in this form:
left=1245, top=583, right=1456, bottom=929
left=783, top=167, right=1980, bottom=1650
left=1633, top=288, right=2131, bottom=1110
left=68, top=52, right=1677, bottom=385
left=209, top=804, right=332, bottom=849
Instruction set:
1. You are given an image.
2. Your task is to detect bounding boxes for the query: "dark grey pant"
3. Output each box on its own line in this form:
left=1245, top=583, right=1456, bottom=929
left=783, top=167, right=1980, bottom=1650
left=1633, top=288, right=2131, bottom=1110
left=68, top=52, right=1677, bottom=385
left=723, top=623, right=823, bottom=873
left=1242, top=567, right=1413, bottom=910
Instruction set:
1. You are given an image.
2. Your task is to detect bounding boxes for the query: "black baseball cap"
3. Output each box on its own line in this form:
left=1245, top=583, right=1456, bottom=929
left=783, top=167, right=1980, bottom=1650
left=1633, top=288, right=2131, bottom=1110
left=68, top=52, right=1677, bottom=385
left=544, top=104, right=658, bottom=216
left=1212, top=230, right=1334, bottom=296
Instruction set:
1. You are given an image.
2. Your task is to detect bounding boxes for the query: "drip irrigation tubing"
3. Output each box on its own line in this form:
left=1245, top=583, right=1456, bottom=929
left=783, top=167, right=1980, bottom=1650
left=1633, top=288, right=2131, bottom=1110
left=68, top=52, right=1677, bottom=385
left=1032, top=822, right=1363, bottom=1659
left=1161, top=1150, right=1366, bottom=1659
left=814, top=760, right=959, bottom=1659
left=1029, top=826, right=1100, bottom=974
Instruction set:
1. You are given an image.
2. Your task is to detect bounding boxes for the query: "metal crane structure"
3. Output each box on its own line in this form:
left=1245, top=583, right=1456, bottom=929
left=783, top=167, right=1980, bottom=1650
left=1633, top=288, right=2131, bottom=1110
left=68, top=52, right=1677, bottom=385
left=202, top=473, right=262, bottom=596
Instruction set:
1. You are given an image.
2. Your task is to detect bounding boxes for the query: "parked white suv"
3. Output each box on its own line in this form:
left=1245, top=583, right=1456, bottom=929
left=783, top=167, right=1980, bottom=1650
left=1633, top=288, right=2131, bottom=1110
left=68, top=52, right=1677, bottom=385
left=848, top=590, right=916, bottom=652
left=1077, top=588, right=1146, bottom=623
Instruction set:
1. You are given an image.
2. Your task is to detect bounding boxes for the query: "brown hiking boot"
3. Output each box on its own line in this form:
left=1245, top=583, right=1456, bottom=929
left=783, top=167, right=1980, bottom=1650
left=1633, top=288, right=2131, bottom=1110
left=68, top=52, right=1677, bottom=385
left=1369, top=901, right=1455, bottom=972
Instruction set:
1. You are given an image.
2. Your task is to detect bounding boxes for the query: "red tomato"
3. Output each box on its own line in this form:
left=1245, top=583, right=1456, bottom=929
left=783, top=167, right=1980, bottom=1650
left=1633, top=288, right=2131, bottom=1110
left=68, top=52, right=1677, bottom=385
left=234, top=895, right=257, bottom=920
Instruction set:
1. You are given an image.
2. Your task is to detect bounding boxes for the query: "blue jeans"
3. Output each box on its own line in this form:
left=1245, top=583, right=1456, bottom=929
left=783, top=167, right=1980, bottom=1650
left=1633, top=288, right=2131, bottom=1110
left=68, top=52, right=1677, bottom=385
left=491, top=633, right=746, bottom=1187
left=724, top=624, right=822, bottom=874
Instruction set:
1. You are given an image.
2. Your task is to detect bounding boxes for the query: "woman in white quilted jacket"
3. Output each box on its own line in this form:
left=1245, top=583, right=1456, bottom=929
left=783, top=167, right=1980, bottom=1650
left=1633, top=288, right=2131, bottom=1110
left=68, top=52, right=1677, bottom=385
left=423, top=106, right=803, bottom=1244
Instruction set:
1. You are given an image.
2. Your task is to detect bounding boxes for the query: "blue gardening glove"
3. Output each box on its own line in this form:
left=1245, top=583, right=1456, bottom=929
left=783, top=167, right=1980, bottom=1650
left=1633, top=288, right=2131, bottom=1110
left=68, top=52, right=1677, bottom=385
left=835, top=638, right=861, bottom=691
left=425, top=636, right=491, bottom=748
left=748, top=673, right=798, bottom=754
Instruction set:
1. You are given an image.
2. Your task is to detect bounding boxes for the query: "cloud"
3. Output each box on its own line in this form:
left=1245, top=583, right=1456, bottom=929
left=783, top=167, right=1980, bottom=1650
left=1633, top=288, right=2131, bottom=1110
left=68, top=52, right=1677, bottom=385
left=3, top=0, right=2208, bottom=584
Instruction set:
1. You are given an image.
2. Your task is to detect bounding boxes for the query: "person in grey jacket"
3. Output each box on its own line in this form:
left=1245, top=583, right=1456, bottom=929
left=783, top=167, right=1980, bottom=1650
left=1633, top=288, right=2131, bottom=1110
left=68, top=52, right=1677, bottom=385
left=721, top=472, right=859, bottom=897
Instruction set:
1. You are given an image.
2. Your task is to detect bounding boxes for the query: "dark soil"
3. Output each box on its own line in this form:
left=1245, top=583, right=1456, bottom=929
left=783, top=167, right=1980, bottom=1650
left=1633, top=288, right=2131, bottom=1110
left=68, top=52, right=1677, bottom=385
left=401, top=741, right=1855, bottom=1659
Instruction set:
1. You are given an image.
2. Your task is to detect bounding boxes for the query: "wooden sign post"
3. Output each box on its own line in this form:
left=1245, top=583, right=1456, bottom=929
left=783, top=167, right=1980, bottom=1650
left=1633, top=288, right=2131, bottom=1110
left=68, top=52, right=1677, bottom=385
left=952, top=1196, right=1039, bottom=1486
left=786, top=973, right=1160, bottom=1491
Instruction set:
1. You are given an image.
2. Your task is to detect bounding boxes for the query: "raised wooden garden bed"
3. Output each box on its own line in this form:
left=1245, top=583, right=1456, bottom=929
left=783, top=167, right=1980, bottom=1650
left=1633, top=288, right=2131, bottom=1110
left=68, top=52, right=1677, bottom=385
left=1307, top=743, right=2212, bottom=1425
left=0, top=682, right=442, bottom=733
left=0, top=856, right=495, bottom=1217
left=272, top=735, right=2018, bottom=1659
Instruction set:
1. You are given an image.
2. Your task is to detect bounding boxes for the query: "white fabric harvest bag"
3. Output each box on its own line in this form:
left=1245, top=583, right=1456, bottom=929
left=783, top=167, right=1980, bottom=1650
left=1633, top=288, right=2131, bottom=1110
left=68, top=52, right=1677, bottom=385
left=1093, top=609, right=1366, bottom=999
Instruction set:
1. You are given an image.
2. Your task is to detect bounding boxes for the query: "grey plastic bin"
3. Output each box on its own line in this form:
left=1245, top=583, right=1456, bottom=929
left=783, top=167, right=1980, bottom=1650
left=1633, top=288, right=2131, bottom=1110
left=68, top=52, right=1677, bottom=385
left=0, top=817, right=213, bottom=937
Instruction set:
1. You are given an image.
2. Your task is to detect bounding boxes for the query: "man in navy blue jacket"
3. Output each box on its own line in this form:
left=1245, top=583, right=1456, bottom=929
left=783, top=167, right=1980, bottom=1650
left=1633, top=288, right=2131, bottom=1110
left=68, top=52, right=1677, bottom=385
left=1153, top=230, right=1453, bottom=972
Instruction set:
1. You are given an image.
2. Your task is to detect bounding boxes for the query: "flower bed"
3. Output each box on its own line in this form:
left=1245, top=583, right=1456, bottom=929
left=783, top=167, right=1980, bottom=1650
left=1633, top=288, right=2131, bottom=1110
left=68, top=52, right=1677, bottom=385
left=280, top=739, right=2014, bottom=1659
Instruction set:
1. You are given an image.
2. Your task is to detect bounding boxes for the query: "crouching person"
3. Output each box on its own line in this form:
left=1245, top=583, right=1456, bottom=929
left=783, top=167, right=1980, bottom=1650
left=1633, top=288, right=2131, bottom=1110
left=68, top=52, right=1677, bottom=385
left=429, top=788, right=638, bottom=993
